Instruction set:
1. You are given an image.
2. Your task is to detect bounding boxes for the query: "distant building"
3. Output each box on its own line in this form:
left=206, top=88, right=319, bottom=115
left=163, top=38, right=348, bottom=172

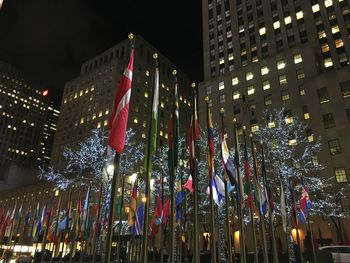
left=51, top=35, right=193, bottom=172
left=0, top=61, right=59, bottom=182
left=199, top=0, right=350, bottom=197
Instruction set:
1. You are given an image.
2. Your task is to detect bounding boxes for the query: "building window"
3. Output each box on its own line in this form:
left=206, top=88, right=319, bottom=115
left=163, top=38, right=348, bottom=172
left=277, top=60, right=286, bottom=70
left=232, top=77, right=239, bottom=86
left=247, top=85, right=255, bottom=95
left=246, top=72, right=254, bottom=81
left=328, top=139, right=341, bottom=155
left=335, top=168, right=347, bottom=183
left=324, top=57, right=333, bottom=68
left=233, top=90, right=240, bottom=100
left=317, top=87, right=330, bottom=104
left=279, top=75, right=287, bottom=85
left=294, top=53, right=302, bottom=64
left=261, top=66, right=269, bottom=75
left=323, top=113, right=335, bottom=129
left=296, top=69, right=305, bottom=80
left=264, top=95, right=272, bottom=106
left=206, top=86, right=212, bottom=95
left=340, top=81, right=350, bottom=98
left=302, top=105, right=310, bottom=120
left=219, top=81, right=225, bottom=90
left=281, top=89, right=290, bottom=101
left=306, top=129, right=314, bottom=142
left=219, top=94, right=225, bottom=104
left=299, top=85, right=305, bottom=96
left=262, top=80, right=270, bottom=90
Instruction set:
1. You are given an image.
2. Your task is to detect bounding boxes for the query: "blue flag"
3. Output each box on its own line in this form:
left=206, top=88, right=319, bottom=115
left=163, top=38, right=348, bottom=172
left=131, top=204, right=144, bottom=236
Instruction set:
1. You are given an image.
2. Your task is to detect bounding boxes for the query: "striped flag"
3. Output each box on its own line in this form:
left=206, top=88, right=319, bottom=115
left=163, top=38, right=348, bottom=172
left=108, top=49, right=134, bottom=154
left=128, top=180, right=138, bottom=226
left=150, top=60, right=160, bottom=156
left=207, top=174, right=226, bottom=206
left=243, top=137, right=253, bottom=208
left=299, top=184, right=311, bottom=223
left=220, top=129, right=237, bottom=187
left=183, top=175, right=193, bottom=193
left=131, top=204, right=144, bottom=236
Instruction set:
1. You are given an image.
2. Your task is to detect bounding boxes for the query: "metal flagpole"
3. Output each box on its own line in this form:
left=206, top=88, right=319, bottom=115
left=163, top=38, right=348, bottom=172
left=242, top=128, right=258, bottom=263
left=92, top=184, right=102, bottom=263
left=232, top=119, right=247, bottom=263
left=307, top=217, right=317, bottom=263
left=116, top=175, right=125, bottom=263
left=250, top=136, right=269, bottom=263
left=220, top=109, right=233, bottom=263
left=260, top=142, right=279, bottom=263
left=191, top=82, right=200, bottom=263
left=205, top=97, right=217, bottom=263
left=160, top=173, right=164, bottom=263
left=141, top=53, right=160, bottom=263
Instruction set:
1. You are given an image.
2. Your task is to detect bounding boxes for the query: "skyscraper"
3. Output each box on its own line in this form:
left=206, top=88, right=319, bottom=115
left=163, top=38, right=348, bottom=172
left=200, top=0, right=350, bottom=202
left=0, top=61, right=59, bottom=180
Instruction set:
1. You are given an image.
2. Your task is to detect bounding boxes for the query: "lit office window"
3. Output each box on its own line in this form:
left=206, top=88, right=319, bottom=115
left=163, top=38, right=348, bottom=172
left=335, top=168, right=347, bottom=183
left=262, top=80, right=270, bottom=90
left=232, top=77, right=239, bottom=86
left=294, top=54, right=302, bottom=64
left=277, top=60, right=286, bottom=70
left=246, top=72, right=254, bottom=81
left=247, top=85, right=255, bottom=95
left=261, top=66, right=269, bottom=75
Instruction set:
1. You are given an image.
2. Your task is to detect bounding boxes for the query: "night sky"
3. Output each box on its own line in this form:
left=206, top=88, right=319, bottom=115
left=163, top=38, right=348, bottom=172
left=0, top=0, right=203, bottom=107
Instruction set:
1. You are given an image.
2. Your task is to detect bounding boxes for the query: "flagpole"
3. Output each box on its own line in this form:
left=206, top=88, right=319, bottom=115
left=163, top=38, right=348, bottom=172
left=232, top=119, right=246, bottom=263
left=260, top=142, right=279, bottom=263
left=205, top=97, right=217, bottom=263
left=141, top=52, right=160, bottom=263
left=242, top=128, right=259, bottom=263
left=160, top=174, right=164, bottom=263
left=51, top=192, right=62, bottom=261
left=250, top=135, right=269, bottom=263
left=191, top=82, right=200, bottom=263
left=290, top=178, right=303, bottom=263
left=92, top=184, right=103, bottom=263
left=116, top=175, right=125, bottom=263
left=220, top=109, right=233, bottom=263
left=307, top=217, right=317, bottom=263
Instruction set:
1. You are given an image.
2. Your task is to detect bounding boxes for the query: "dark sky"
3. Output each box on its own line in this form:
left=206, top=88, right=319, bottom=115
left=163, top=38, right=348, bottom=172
left=0, top=0, right=203, bottom=107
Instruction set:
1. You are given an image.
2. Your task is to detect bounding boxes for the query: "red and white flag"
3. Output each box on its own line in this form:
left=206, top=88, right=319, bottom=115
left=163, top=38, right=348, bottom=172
left=108, top=50, right=134, bottom=153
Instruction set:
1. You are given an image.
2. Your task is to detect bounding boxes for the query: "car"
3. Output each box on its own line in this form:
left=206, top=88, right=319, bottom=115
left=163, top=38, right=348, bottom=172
left=319, top=245, right=350, bottom=263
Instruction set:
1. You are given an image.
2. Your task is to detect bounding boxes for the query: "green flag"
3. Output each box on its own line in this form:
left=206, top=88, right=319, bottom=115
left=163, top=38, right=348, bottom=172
left=115, top=196, right=123, bottom=217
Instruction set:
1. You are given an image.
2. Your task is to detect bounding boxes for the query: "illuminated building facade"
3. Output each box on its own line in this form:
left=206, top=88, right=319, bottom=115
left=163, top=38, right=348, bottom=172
left=200, top=0, right=350, bottom=204
left=0, top=61, right=59, bottom=180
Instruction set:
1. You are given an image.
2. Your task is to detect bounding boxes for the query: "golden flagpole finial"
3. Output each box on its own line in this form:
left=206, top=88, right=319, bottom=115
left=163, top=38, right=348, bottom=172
left=172, top=69, right=177, bottom=76
left=153, top=53, right=158, bottom=59
left=128, top=33, right=134, bottom=40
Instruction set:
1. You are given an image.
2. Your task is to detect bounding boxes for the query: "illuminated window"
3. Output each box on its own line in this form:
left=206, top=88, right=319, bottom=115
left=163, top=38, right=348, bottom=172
left=261, top=66, right=269, bottom=75
left=294, top=54, right=302, bottom=64
left=318, top=31, right=326, bottom=39
left=324, top=58, right=333, bottom=68
left=159, top=130, right=163, bottom=136
left=142, top=133, right=146, bottom=139
left=104, top=120, right=108, bottom=126
left=99, top=111, right=103, bottom=117
left=332, top=25, right=340, bottom=34
left=268, top=121, right=275, bottom=128
left=64, top=98, right=67, bottom=104
left=144, top=92, right=148, bottom=98
left=279, top=75, right=287, bottom=85
left=317, top=87, right=330, bottom=104
left=297, top=69, right=305, bottom=80
left=335, top=168, right=347, bottom=183
left=228, top=54, right=234, bottom=61
left=219, top=81, right=225, bottom=90
left=264, top=95, right=272, bottom=106
left=335, top=39, right=344, bottom=48
left=303, top=106, right=310, bottom=120
left=273, top=21, right=280, bottom=29
left=312, top=4, right=320, bottom=13
left=288, top=139, right=297, bottom=146
left=92, top=113, right=96, bottom=120
left=251, top=124, right=259, bottom=133
left=259, top=27, right=266, bottom=35
left=281, top=89, right=290, bottom=101
left=232, top=91, right=240, bottom=100
left=247, top=85, right=255, bottom=95
left=97, top=122, right=101, bottom=128
left=80, top=117, right=84, bottom=124
left=321, top=44, right=330, bottom=53
left=219, top=57, right=225, bottom=64
left=133, top=117, right=138, bottom=124
left=296, top=11, right=303, bottom=20
left=307, top=129, right=314, bottom=142
left=232, top=77, right=239, bottom=86
left=160, top=102, right=164, bottom=108
left=340, top=81, right=350, bottom=98
left=79, top=90, right=83, bottom=96
left=262, top=80, right=270, bottom=90
left=105, top=109, right=109, bottom=115
left=284, top=16, right=292, bottom=24
left=277, top=60, right=286, bottom=70
left=246, top=72, right=254, bottom=81
left=325, top=0, right=333, bottom=8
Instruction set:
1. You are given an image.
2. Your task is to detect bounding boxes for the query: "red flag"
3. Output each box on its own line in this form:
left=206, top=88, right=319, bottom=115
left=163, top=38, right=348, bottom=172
left=108, top=50, right=134, bottom=154
left=162, top=199, right=171, bottom=224
left=183, top=175, right=193, bottom=193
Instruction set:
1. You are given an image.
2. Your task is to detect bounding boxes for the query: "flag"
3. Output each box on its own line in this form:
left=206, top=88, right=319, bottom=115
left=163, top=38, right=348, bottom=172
left=131, top=204, right=144, bottom=236
left=115, top=196, right=123, bottom=217
left=82, top=187, right=90, bottom=232
left=25, top=206, right=31, bottom=226
left=154, top=186, right=163, bottom=225
left=128, top=180, right=138, bottom=226
left=150, top=60, right=160, bottom=156
left=188, top=116, right=195, bottom=175
left=108, top=49, right=134, bottom=154
left=194, top=93, right=200, bottom=140
left=280, top=181, right=287, bottom=232
left=207, top=108, right=215, bottom=157
left=173, top=77, right=179, bottom=167
left=220, top=129, right=237, bottom=187
left=261, top=152, right=273, bottom=213
left=31, top=202, right=40, bottom=238
left=183, top=175, right=193, bottom=193
left=36, top=205, right=46, bottom=237
left=290, top=184, right=298, bottom=228
left=243, top=138, right=253, bottom=208
left=298, top=184, right=311, bottom=224
left=162, top=199, right=171, bottom=224
left=176, top=180, right=184, bottom=222
left=207, top=174, right=225, bottom=206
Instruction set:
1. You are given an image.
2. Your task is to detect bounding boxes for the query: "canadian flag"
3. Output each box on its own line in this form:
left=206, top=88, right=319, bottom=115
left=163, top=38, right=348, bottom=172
left=108, top=50, right=134, bottom=153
